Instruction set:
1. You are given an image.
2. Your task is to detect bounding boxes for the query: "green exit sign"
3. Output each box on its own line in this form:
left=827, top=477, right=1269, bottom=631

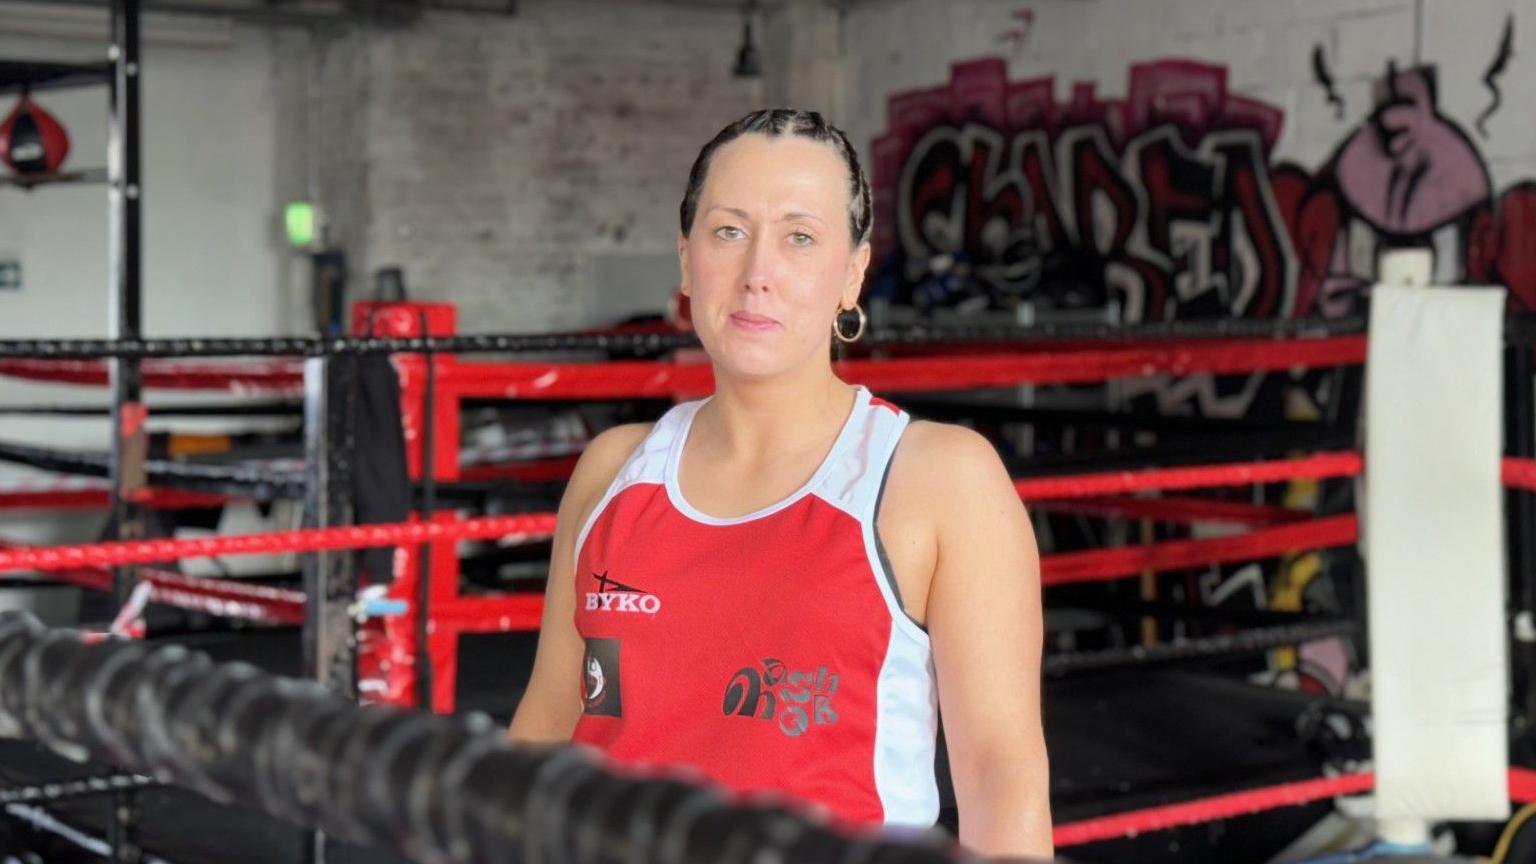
left=0, top=260, right=19, bottom=291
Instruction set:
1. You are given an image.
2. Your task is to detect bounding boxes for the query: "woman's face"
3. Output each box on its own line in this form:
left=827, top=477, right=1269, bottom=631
left=679, top=133, right=870, bottom=381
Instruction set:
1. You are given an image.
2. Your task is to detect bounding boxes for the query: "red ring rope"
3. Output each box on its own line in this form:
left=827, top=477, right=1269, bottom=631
left=0, top=358, right=303, bottom=391
left=1053, top=772, right=1376, bottom=846
left=1017, top=452, right=1364, bottom=500
left=0, top=486, right=230, bottom=511
left=0, top=451, right=1521, bottom=581
left=1033, top=496, right=1309, bottom=526
left=0, top=334, right=1364, bottom=395
left=459, top=455, right=582, bottom=483
left=140, top=568, right=304, bottom=625
left=0, top=540, right=305, bottom=624
left=446, top=453, right=1532, bottom=507
left=0, top=455, right=1517, bottom=626
left=1042, top=515, right=1358, bottom=587
left=1053, top=767, right=1536, bottom=847
left=0, top=454, right=1516, bottom=516
left=1506, top=457, right=1536, bottom=492
left=0, top=510, right=1349, bottom=588
left=0, top=513, right=556, bottom=574
left=442, top=337, right=1367, bottom=400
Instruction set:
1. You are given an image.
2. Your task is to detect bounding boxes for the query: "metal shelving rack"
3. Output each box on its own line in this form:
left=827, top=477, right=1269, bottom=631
left=0, top=5, right=146, bottom=861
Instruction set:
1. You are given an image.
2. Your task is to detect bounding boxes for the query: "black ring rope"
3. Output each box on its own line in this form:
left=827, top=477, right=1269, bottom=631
left=0, top=311, right=1530, bottom=361
left=1042, top=619, right=1360, bottom=677
left=0, top=612, right=992, bottom=864
left=0, top=771, right=156, bottom=805
left=0, top=439, right=304, bottom=500
left=0, top=316, right=1382, bottom=361
left=0, top=426, right=1356, bottom=504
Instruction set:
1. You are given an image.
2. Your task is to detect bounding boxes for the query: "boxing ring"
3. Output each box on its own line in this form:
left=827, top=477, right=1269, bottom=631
left=0, top=285, right=1527, bottom=861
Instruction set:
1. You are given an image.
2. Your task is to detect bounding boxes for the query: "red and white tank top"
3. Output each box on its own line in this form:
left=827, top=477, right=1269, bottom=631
left=570, top=384, right=939, bottom=827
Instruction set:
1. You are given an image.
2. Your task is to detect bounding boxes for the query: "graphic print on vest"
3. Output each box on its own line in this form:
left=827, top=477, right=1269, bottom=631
left=585, top=571, right=662, bottom=615
left=722, top=658, right=839, bottom=737
left=582, top=638, right=622, bottom=717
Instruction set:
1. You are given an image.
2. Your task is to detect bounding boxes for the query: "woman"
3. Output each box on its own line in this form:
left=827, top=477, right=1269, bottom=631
left=509, top=109, right=1052, bottom=859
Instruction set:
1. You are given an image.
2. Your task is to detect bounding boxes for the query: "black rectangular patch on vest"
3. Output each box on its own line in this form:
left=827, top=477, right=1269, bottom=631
left=581, top=638, right=622, bottom=717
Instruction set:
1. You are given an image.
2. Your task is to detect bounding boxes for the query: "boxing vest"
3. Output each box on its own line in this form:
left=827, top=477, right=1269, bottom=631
left=570, top=384, right=940, bottom=827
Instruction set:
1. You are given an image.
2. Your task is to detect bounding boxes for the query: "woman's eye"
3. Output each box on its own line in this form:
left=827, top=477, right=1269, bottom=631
left=714, top=226, right=744, bottom=241
left=789, top=232, right=815, bottom=247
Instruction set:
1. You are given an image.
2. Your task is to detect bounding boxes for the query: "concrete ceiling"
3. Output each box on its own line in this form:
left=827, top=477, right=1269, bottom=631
left=0, top=0, right=800, bottom=30
left=1, top=0, right=519, bottom=24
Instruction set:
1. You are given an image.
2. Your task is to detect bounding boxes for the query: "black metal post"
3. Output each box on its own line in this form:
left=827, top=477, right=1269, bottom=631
left=107, top=0, right=145, bottom=603
left=302, top=355, right=358, bottom=690
left=107, top=2, right=144, bottom=861
left=1508, top=345, right=1536, bottom=732
left=301, top=355, right=358, bottom=864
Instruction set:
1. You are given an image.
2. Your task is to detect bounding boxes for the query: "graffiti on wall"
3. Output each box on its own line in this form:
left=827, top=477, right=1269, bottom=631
left=867, top=49, right=1528, bottom=697
left=870, top=53, right=1536, bottom=323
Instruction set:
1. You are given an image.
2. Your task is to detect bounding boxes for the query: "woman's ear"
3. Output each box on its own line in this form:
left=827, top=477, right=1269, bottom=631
left=843, top=241, right=872, bottom=308
left=677, top=232, right=691, bottom=297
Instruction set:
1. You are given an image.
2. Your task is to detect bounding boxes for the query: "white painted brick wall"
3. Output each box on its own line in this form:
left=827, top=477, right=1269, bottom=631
left=762, top=0, right=843, bottom=116
left=27, top=0, right=1533, bottom=341
left=307, top=1, right=763, bottom=333
left=0, top=13, right=299, bottom=556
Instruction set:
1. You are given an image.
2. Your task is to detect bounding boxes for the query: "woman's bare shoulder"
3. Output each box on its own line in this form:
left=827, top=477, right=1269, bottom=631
left=884, top=419, right=1015, bottom=537
left=878, top=420, right=1015, bottom=621
left=566, top=422, right=654, bottom=502
left=893, top=419, right=1009, bottom=489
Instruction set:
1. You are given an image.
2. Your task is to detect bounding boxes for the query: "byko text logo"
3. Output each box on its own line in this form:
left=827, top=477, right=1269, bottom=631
left=585, top=571, right=661, bottom=615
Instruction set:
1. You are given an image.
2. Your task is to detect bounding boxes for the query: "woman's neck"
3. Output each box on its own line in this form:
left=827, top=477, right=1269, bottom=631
left=695, top=366, right=857, bottom=465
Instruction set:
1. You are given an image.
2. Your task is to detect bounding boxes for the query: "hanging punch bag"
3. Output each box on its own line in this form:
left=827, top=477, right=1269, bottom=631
left=0, top=91, right=71, bottom=176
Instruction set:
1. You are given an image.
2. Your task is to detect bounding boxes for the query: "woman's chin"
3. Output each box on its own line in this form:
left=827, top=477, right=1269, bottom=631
left=708, top=347, right=804, bottom=382
left=714, top=358, right=789, bottom=382
left=697, top=329, right=818, bottom=381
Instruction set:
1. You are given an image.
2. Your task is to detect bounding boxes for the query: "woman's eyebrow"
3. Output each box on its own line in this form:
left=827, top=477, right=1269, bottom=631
left=705, top=206, right=827, bottom=227
left=781, top=211, right=828, bottom=227
left=705, top=205, right=752, bottom=220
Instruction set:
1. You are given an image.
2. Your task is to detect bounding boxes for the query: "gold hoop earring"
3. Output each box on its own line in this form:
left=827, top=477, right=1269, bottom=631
left=833, top=304, right=866, bottom=343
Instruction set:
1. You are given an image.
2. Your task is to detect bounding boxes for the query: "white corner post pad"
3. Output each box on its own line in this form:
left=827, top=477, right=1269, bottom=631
left=1365, top=266, right=1510, bottom=841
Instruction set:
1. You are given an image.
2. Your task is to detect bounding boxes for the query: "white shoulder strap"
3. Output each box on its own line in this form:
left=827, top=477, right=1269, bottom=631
left=572, top=399, right=698, bottom=555
left=816, top=395, right=910, bottom=520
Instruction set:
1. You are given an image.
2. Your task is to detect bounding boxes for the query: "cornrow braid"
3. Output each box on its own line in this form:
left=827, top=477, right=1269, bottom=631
left=679, top=108, right=872, bottom=246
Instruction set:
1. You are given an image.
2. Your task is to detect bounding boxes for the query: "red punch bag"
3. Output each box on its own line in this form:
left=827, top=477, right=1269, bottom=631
left=0, top=93, right=70, bottom=175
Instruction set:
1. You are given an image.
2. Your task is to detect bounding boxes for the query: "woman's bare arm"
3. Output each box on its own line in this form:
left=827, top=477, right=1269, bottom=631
left=920, top=425, right=1053, bottom=858
left=507, top=422, right=652, bottom=744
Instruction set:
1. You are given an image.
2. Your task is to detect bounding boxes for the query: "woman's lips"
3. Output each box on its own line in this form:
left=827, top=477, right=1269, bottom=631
left=729, top=312, right=780, bottom=332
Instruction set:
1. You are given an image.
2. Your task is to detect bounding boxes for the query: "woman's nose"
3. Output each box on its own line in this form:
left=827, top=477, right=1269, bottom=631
left=742, top=236, right=775, bottom=293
